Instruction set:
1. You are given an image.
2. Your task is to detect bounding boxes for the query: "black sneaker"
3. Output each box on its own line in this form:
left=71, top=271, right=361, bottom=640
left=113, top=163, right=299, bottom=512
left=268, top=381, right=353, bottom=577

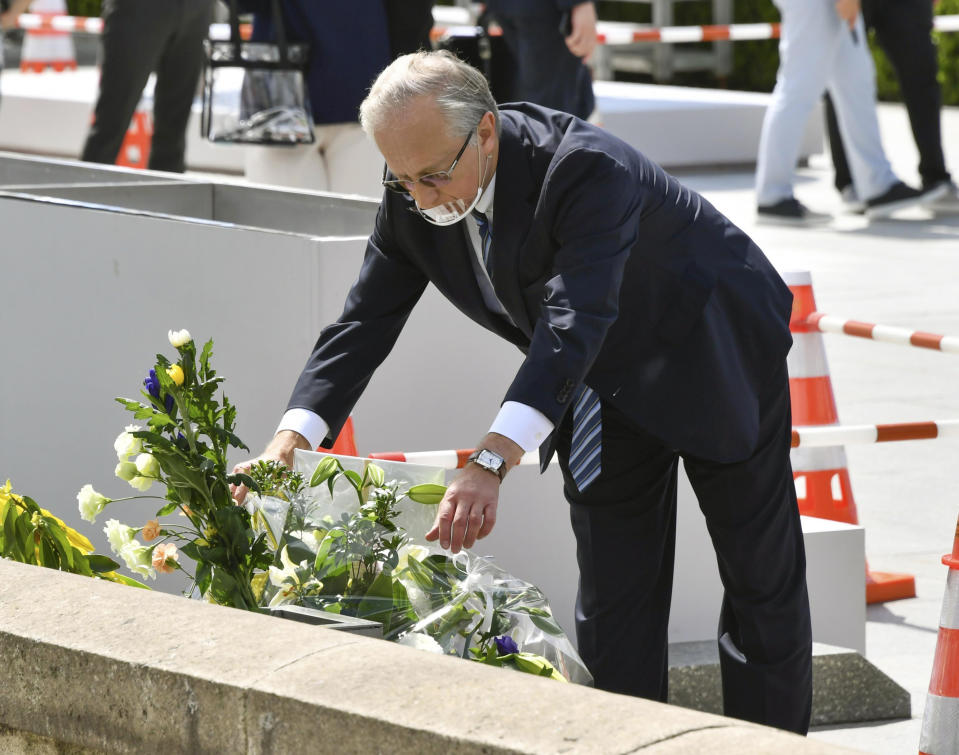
left=865, top=180, right=947, bottom=218
left=757, top=198, right=831, bottom=226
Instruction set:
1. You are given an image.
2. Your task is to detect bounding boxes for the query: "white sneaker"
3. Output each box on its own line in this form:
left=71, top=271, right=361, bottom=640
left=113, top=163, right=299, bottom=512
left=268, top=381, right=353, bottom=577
left=926, top=180, right=959, bottom=215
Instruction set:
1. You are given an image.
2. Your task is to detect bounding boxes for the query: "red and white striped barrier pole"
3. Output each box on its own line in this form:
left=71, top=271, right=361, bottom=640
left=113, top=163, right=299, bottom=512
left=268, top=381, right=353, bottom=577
left=806, top=313, right=959, bottom=354
left=430, top=12, right=959, bottom=45
left=919, top=514, right=959, bottom=755
left=13, top=14, right=251, bottom=39
left=370, top=419, right=959, bottom=471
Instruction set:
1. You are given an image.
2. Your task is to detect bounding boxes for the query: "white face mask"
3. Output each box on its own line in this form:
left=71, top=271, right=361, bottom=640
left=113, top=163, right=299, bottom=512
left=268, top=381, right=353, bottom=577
left=416, top=148, right=491, bottom=227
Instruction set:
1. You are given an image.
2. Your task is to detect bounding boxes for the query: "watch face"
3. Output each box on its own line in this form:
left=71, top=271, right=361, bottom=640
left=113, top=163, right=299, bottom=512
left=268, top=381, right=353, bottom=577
left=477, top=449, right=502, bottom=469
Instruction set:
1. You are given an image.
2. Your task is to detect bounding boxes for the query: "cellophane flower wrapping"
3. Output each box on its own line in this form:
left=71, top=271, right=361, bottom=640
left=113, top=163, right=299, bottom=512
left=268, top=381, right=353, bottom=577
left=246, top=449, right=591, bottom=685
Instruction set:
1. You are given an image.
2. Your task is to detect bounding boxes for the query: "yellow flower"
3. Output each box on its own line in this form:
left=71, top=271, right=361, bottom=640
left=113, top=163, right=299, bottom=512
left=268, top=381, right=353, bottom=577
left=166, top=364, right=185, bottom=386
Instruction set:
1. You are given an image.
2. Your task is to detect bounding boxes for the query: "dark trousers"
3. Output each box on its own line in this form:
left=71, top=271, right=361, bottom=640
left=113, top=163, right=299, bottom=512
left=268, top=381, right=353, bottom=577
left=557, top=362, right=812, bottom=735
left=485, top=4, right=595, bottom=120
left=825, top=0, right=948, bottom=192
left=81, top=0, right=214, bottom=173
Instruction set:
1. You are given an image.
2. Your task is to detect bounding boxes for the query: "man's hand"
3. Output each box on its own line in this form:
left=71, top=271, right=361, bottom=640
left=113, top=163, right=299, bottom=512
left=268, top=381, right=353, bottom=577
left=565, top=2, right=597, bottom=61
left=230, top=429, right=311, bottom=504
left=425, top=432, right=523, bottom=553
left=835, top=0, right=860, bottom=28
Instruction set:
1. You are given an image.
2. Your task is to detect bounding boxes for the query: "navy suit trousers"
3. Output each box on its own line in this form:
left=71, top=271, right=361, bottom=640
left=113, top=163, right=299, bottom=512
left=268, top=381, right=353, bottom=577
left=556, top=360, right=813, bottom=735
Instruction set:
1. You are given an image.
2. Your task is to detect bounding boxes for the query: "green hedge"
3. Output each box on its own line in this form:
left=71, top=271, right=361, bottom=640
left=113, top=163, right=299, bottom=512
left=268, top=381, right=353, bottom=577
left=66, top=0, right=100, bottom=16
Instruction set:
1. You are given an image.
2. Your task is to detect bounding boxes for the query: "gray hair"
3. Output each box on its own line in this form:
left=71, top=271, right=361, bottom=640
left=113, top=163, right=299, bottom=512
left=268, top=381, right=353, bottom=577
left=359, top=50, right=500, bottom=142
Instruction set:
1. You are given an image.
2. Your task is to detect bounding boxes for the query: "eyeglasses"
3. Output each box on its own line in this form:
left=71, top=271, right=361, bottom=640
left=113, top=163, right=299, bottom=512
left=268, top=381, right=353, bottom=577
left=382, top=128, right=475, bottom=195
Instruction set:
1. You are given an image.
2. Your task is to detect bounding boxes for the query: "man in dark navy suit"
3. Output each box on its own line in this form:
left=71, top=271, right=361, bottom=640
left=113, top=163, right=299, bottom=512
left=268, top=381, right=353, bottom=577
left=237, top=51, right=813, bottom=734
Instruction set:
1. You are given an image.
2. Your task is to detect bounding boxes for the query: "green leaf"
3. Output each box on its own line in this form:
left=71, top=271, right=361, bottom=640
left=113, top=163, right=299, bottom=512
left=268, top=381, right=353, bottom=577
left=86, top=554, right=121, bottom=573
left=38, top=537, right=59, bottom=569
left=156, top=501, right=179, bottom=517
left=343, top=470, right=363, bottom=491
left=309, top=456, right=340, bottom=487
left=103, top=572, right=151, bottom=589
left=528, top=613, right=565, bottom=637
left=406, top=484, right=447, bottom=505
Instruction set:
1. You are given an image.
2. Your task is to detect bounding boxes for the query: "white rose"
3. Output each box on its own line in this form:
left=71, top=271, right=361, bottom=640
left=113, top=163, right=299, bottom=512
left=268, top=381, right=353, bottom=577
left=103, top=518, right=135, bottom=554
left=120, top=540, right=156, bottom=580
left=114, top=425, right=142, bottom=460
left=128, top=476, right=153, bottom=492
left=77, top=484, right=111, bottom=523
left=397, top=632, right=445, bottom=655
left=134, top=453, right=160, bottom=479
left=115, top=461, right=138, bottom=481
left=168, top=329, right=192, bottom=348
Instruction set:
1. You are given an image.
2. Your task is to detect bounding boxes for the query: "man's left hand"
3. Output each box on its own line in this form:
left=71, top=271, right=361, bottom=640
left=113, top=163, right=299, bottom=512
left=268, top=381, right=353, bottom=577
left=425, top=432, right=523, bottom=553
left=425, top=463, right=500, bottom=553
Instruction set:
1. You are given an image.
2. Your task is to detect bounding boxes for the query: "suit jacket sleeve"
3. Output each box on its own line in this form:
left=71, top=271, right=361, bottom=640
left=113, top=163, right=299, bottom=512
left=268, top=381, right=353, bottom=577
left=503, top=146, right=640, bottom=425
left=285, top=205, right=429, bottom=445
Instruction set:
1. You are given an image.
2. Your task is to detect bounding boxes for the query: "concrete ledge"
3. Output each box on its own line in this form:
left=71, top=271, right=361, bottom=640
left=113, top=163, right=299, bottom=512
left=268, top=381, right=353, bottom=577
left=0, top=559, right=853, bottom=754
left=669, top=641, right=910, bottom=727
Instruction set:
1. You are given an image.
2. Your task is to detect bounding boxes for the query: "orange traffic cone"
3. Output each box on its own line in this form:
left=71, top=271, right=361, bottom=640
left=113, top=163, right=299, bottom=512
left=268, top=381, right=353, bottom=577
left=785, top=270, right=915, bottom=604
left=19, top=0, right=77, bottom=73
left=318, top=415, right=358, bottom=457
left=115, top=100, right=153, bottom=170
left=918, top=515, right=959, bottom=755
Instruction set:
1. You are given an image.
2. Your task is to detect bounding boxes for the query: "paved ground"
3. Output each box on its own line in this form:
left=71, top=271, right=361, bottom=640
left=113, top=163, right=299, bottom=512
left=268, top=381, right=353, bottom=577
left=671, top=102, right=959, bottom=754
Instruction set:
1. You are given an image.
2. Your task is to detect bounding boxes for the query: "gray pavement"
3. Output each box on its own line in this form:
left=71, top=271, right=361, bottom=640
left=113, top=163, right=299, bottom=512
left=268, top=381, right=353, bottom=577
left=674, top=102, right=959, bottom=754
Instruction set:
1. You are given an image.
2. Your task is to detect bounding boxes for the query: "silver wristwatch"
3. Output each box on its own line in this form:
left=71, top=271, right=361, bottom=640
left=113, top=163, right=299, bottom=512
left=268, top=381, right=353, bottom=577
left=467, top=448, right=507, bottom=481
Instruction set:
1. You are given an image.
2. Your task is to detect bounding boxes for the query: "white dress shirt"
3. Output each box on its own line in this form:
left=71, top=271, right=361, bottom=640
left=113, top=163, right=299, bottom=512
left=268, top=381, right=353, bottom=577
left=277, top=176, right=555, bottom=453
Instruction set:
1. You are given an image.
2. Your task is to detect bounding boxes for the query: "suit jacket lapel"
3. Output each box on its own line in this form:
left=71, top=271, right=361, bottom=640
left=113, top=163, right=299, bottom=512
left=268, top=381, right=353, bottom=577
left=490, top=121, right=537, bottom=338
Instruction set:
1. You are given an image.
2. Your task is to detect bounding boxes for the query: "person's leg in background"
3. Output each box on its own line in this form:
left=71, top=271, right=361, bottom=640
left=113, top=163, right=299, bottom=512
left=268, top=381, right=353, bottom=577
left=822, top=93, right=857, bottom=207
left=683, top=362, right=813, bottom=735
left=81, top=0, right=170, bottom=165
left=866, top=0, right=956, bottom=207
left=321, top=123, right=388, bottom=198
left=558, top=404, right=680, bottom=700
left=148, top=0, right=214, bottom=172
left=755, top=0, right=839, bottom=222
left=485, top=4, right=594, bottom=120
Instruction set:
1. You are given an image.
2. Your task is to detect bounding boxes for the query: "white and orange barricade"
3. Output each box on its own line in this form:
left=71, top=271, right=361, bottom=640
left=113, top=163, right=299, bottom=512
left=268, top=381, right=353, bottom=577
left=114, top=99, right=153, bottom=170
left=919, top=515, right=959, bottom=755
left=18, top=0, right=77, bottom=73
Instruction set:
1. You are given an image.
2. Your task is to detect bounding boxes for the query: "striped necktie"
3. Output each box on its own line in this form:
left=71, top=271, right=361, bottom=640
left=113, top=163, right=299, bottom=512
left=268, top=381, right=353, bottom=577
left=473, top=210, right=493, bottom=274
left=569, top=385, right=602, bottom=491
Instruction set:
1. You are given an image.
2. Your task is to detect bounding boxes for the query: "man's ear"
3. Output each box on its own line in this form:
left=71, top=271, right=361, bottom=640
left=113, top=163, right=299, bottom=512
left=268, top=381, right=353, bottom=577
left=478, top=111, right=497, bottom=156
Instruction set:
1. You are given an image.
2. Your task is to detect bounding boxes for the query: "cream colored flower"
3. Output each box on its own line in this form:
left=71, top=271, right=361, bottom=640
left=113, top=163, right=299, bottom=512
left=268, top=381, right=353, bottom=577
left=77, top=484, right=111, bottom=523
left=141, top=519, right=161, bottom=542
left=151, top=542, right=179, bottom=574
left=113, top=425, right=143, bottom=460
left=104, top=518, right=136, bottom=554
left=134, top=453, right=160, bottom=479
left=397, top=632, right=445, bottom=655
left=168, top=329, right=192, bottom=348
left=114, top=461, right=137, bottom=481
left=120, top=540, right=155, bottom=579
left=127, top=475, right=153, bottom=493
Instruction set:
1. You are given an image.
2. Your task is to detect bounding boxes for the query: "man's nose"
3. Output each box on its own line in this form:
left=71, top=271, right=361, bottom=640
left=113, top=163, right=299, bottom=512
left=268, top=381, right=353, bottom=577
left=410, top=182, right=443, bottom=209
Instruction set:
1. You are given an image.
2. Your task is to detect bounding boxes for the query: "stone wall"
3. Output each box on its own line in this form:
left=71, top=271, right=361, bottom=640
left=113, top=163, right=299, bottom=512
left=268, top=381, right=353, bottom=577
left=0, top=559, right=851, bottom=754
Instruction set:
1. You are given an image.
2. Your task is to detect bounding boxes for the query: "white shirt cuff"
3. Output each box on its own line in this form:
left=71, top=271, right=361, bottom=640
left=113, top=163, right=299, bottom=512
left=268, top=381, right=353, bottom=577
left=277, top=408, right=329, bottom=451
left=488, top=401, right=555, bottom=452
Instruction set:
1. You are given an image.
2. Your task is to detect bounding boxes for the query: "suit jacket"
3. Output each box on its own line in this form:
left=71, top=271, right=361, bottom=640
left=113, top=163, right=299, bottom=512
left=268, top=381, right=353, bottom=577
left=288, top=103, right=794, bottom=465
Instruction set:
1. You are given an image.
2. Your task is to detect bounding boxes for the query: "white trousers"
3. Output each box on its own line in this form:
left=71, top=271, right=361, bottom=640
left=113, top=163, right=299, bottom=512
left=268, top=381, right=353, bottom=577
left=755, top=0, right=898, bottom=206
left=244, top=122, right=384, bottom=199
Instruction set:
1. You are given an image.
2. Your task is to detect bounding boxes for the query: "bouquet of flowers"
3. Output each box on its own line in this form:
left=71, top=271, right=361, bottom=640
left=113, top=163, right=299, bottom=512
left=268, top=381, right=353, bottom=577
left=77, top=329, right=272, bottom=610
left=249, top=450, right=593, bottom=684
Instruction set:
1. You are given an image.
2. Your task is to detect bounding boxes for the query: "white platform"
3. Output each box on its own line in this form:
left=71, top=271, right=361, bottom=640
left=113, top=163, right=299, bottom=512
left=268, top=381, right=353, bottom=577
left=0, top=68, right=823, bottom=176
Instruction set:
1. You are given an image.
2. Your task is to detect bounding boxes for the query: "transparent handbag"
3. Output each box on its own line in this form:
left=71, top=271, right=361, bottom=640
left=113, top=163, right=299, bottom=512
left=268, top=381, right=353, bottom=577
left=201, top=0, right=315, bottom=145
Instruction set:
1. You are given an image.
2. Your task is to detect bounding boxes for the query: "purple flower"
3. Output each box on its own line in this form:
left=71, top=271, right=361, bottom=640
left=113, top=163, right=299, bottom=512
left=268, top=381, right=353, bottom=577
left=144, top=369, right=175, bottom=413
left=494, top=635, right=519, bottom=656
left=144, top=369, right=161, bottom=399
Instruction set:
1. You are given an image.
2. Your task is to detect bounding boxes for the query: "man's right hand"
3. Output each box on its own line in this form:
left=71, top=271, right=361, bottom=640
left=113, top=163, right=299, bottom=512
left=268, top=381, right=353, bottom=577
left=230, top=429, right=312, bottom=504
left=834, top=0, right=860, bottom=28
